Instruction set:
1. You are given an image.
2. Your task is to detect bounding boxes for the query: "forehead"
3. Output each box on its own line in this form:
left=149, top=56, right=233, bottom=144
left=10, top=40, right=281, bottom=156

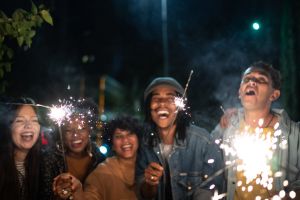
left=151, top=85, right=177, bottom=95
left=114, top=128, right=134, bottom=135
left=16, top=105, right=37, bottom=116
left=243, top=67, right=271, bottom=79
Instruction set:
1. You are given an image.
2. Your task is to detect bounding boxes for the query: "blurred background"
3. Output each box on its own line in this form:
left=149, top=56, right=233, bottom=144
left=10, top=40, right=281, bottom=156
left=1, top=0, right=300, bottom=131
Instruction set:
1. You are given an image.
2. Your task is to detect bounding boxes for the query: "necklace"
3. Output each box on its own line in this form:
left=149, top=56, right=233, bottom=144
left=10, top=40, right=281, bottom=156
left=263, top=113, right=274, bottom=128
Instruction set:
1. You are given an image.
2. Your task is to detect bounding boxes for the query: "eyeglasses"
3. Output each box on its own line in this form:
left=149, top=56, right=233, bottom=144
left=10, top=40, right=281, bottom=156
left=241, top=76, right=269, bottom=85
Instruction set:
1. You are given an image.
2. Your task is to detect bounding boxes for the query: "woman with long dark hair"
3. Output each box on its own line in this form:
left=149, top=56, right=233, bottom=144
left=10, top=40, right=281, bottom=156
left=0, top=97, right=42, bottom=200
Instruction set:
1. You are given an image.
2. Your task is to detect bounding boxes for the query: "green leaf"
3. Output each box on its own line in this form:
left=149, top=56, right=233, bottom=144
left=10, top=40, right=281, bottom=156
left=4, top=62, right=11, bottom=72
left=17, top=36, right=24, bottom=46
left=40, top=10, right=53, bottom=25
left=31, top=1, right=38, bottom=15
left=0, top=11, right=8, bottom=20
left=12, top=9, right=26, bottom=21
left=6, top=48, right=13, bottom=59
left=29, top=30, right=36, bottom=38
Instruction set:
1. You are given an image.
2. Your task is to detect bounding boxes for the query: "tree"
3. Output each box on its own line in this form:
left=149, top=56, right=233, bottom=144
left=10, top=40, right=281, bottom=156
left=0, top=1, right=53, bottom=92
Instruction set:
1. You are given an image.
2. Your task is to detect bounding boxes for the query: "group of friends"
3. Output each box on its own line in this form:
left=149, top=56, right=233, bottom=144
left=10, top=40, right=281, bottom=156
left=0, top=61, right=299, bottom=200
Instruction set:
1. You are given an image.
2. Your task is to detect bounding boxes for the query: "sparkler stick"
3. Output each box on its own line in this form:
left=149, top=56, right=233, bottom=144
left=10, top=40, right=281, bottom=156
left=165, top=70, right=194, bottom=137
left=48, top=103, right=73, bottom=171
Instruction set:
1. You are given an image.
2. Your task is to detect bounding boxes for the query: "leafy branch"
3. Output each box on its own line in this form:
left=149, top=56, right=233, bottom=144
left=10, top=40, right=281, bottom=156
left=0, top=1, right=53, bottom=92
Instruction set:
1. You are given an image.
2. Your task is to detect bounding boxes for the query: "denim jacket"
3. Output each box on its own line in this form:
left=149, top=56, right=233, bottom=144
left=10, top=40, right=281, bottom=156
left=211, top=108, right=300, bottom=200
left=136, top=125, right=225, bottom=200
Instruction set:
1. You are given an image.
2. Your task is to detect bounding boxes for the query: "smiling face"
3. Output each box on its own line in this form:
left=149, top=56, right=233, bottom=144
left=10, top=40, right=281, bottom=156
left=112, top=128, right=138, bottom=160
left=239, top=69, right=280, bottom=111
left=63, top=120, right=90, bottom=157
left=11, top=105, right=40, bottom=154
left=150, top=85, right=178, bottom=131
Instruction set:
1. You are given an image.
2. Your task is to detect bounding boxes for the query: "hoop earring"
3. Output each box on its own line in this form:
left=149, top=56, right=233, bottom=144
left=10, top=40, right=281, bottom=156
left=56, top=141, right=64, bottom=153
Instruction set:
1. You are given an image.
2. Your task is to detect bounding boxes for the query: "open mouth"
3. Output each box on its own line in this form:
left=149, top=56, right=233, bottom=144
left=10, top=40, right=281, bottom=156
left=245, top=88, right=256, bottom=96
left=72, top=139, right=82, bottom=144
left=21, top=132, right=34, bottom=140
left=122, top=144, right=132, bottom=151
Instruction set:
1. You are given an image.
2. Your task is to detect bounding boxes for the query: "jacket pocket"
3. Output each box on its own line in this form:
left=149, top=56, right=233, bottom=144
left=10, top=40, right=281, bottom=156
left=177, top=172, right=203, bottom=193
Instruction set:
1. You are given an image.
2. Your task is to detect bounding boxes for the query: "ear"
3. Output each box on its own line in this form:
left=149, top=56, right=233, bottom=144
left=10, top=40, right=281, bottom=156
left=270, top=90, right=280, bottom=101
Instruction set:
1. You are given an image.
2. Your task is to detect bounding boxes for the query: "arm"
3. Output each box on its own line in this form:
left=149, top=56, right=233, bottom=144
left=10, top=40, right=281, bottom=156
left=135, top=145, right=163, bottom=199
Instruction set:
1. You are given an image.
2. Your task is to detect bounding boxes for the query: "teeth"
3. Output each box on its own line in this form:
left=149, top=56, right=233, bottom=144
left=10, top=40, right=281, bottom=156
left=21, top=132, right=33, bottom=136
left=73, top=140, right=82, bottom=144
left=157, top=110, right=169, bottom=115
left=122, top=144, right=132, bottom=149
left=245, top=88, right=255, bottom=95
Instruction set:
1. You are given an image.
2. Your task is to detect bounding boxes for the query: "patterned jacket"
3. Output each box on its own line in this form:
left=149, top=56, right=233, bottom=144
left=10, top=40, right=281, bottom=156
left=38, top=142, right=106, bottom=200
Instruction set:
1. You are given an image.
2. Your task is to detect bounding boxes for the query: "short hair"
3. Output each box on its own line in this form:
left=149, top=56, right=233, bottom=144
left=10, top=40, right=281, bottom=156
left=242, top=61, right=282, bottom=90
left=102, top=115, right=142, bottom=148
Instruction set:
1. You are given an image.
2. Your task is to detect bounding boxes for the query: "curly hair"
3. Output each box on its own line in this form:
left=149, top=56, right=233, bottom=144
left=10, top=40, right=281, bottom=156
left=102, top=115, right=143, bottom=148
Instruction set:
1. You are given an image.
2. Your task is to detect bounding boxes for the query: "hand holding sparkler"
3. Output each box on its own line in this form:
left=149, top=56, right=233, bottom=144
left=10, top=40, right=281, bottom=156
left=53, top=173, right=82, bottom=200
left=144, top=162, right=164, bottom=186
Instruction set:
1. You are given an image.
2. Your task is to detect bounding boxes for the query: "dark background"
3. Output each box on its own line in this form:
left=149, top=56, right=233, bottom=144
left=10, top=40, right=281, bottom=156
left=1, top=0, right=300, bottom=130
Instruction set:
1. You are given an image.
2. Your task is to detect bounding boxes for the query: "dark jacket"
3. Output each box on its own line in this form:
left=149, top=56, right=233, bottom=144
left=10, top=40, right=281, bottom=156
left=38, top=142, right=105, bottom=200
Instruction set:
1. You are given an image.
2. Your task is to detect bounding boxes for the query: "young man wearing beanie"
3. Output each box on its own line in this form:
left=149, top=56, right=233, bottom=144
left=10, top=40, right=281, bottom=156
left=212, top=61, right=300, bottom=199
left=136, top=77, right=225, bottom=200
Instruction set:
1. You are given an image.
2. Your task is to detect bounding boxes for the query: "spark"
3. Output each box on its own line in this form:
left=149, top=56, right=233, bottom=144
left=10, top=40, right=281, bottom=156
left=48, top=104, right=73, bottom=126
left=174, top=96, right=186, bottom=110
left=211, top=190, right=226, bottom=200
left=219, top=122, right=290, bottom=193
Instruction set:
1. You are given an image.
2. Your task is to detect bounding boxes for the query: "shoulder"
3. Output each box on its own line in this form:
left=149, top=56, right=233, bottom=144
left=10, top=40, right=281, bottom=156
left=274, top=109, right=300, bottom=134
left=185, top=124, right=213, bottom=145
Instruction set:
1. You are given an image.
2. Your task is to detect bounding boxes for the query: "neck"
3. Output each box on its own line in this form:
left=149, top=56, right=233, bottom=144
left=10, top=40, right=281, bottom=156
left=244, top=108, right=273, bottom=128
left=159, top=124, right=176, bottom=144
left=117, top=155, right=136, bottom=167
left=14, top=149, right=28, bottom=162
left=67, top=151, right=88, bottom=159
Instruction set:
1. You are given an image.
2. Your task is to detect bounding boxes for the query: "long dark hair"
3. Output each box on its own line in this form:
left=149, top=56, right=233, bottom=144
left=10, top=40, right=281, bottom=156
left=143, top=92, right=191, bottom=147
left=0, top=97, right=41, bottom=200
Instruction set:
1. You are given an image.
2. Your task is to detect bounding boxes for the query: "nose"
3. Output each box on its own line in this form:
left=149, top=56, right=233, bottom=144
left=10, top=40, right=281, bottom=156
left=249, top=79, right=257, bottom=86
left=24, top=120, right=33, bottom=128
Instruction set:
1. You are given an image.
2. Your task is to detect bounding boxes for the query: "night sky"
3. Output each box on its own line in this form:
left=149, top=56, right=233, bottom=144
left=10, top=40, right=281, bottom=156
left=0, top=0, right=284, bottom=129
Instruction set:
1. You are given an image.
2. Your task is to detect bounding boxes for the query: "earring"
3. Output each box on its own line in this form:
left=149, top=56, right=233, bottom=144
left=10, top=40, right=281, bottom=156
left=56, top=141, right=64, bottom=153
left=86, top=135, right=93, bottom=157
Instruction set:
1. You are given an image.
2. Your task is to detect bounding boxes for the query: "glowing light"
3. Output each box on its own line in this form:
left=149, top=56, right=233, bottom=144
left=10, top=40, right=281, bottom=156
left=279, top=190, right=286, bottom=198
left=252, top=22, right=260, bottom=30
left=174, top=97, right=186, bottom=110
left=219, top=122, right=286, bottom=192
left=283, top=180, right=289, bottom=187
left=211, top=190, right=226, bottom=200
left=209, top=184, right=215, bottom=190
left=289, top=191, right=296, bottom=199
left=207, top=159, right=215, bottom=164
left=99, top=145, right=108, bottom=155
left=48, top=104, right=73, bottom=125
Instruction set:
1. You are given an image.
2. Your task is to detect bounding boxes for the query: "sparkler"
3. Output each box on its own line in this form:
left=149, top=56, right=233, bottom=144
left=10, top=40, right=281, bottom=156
left=48, top=100, right=74, bottom=171
left=174, top=70, right=194, bottom=111
left=218, top=118, right=290, bottom=199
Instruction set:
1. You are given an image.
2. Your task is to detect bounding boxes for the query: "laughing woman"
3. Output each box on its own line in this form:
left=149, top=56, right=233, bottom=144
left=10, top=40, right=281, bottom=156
left=39, top=99, right=106, bottom=200
left=0, top=97, right=42, bottom=200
